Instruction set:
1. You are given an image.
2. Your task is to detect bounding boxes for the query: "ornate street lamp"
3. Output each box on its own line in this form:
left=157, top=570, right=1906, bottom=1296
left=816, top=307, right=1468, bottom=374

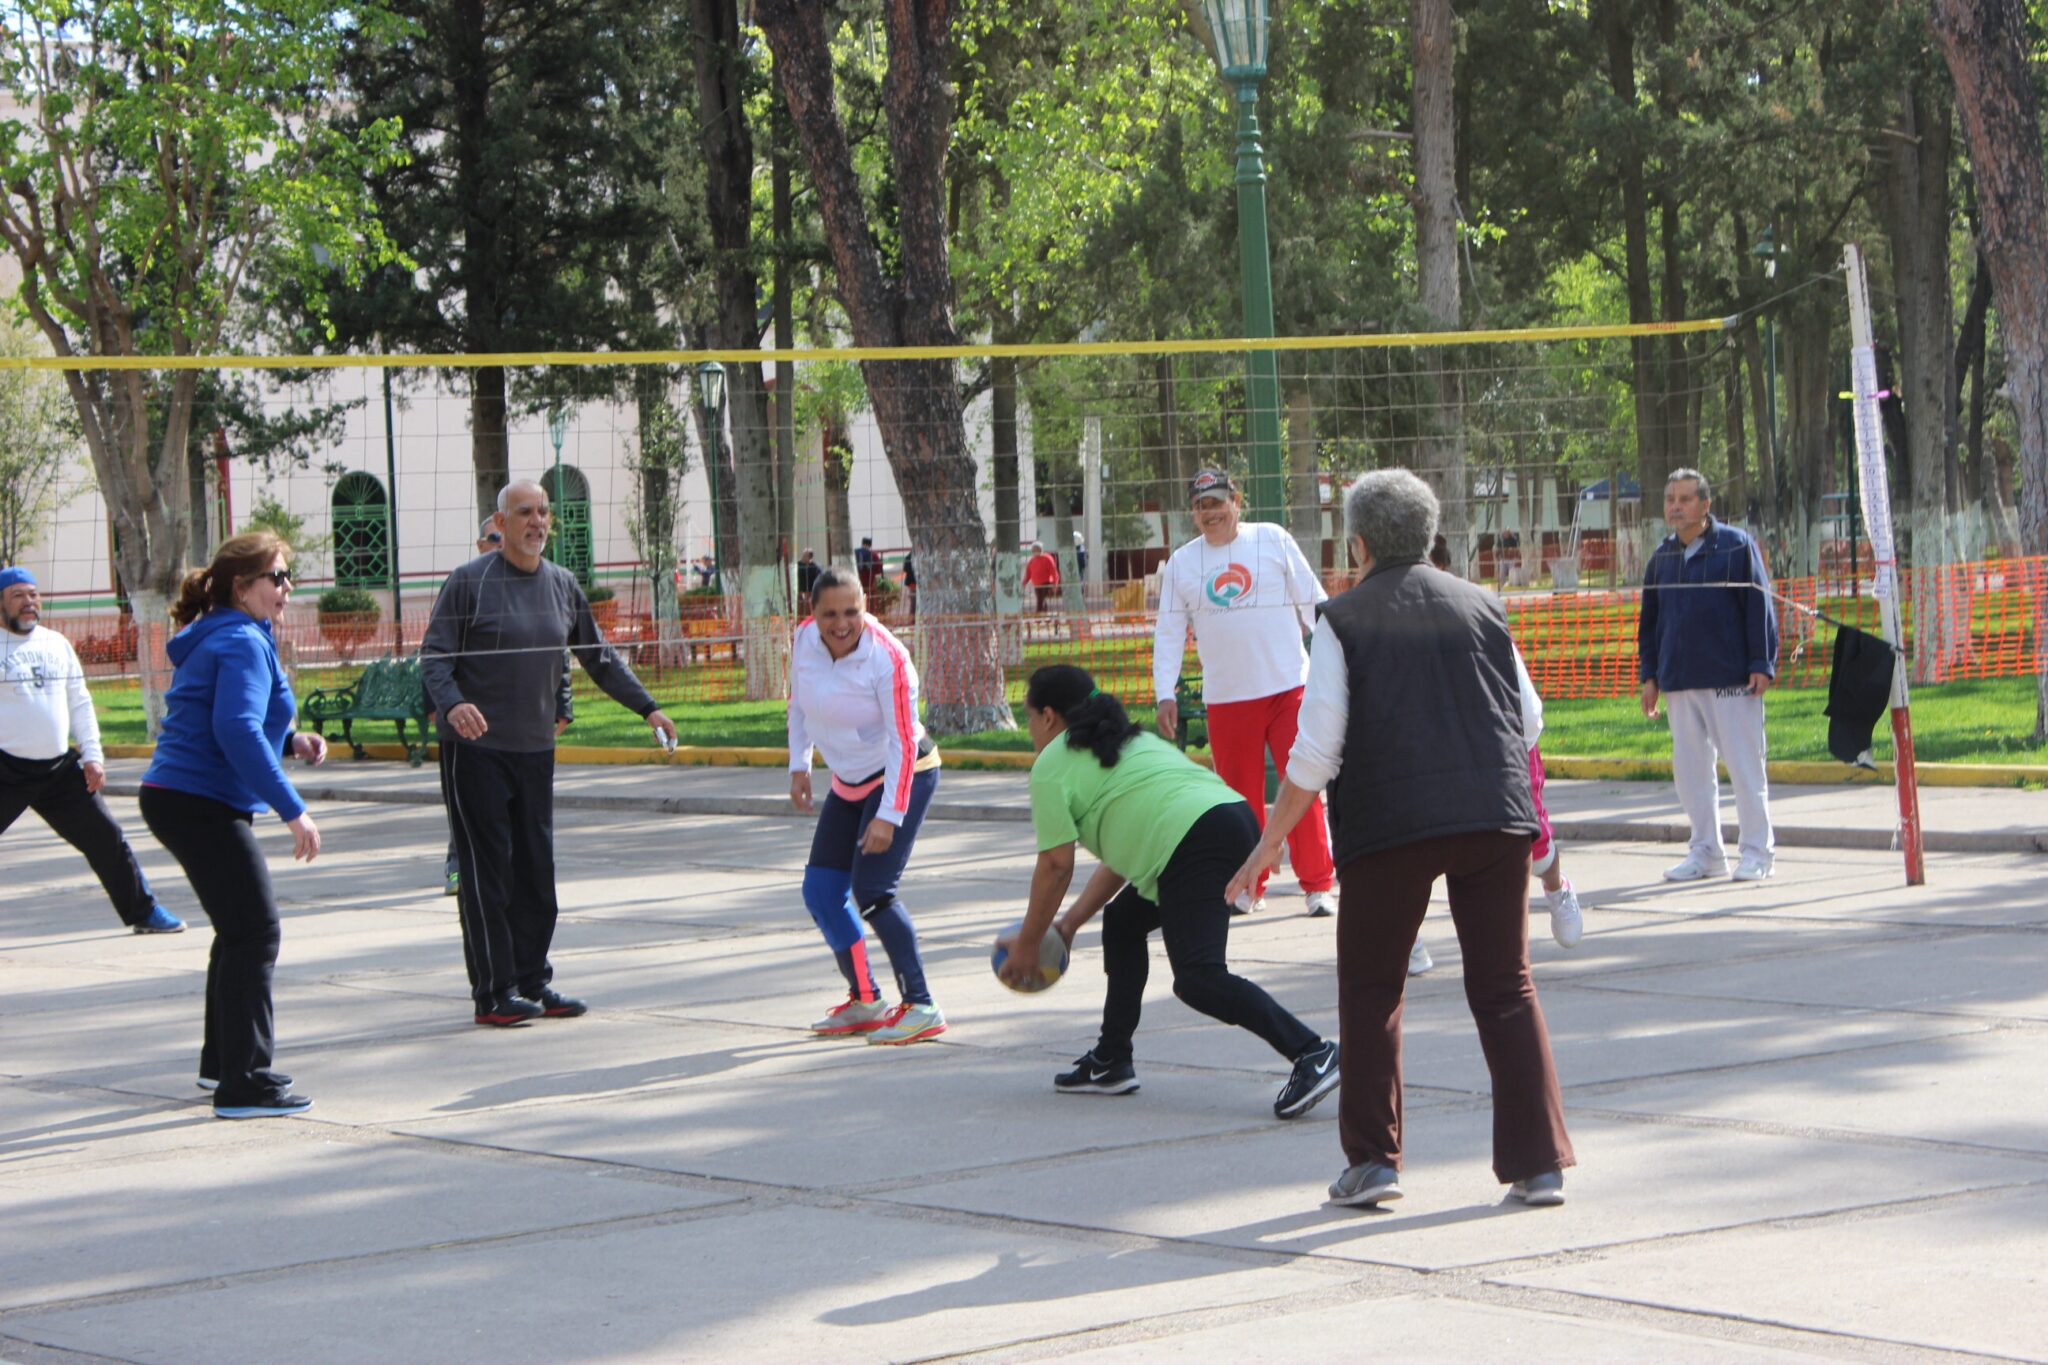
left=1199, top=0, right=1284, bottom=523
left=695, top=360, right=728, bottom=589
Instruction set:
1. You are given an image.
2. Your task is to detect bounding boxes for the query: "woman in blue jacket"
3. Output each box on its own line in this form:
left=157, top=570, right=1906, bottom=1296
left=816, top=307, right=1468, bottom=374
left=141, top=531, right=326, bottom=1119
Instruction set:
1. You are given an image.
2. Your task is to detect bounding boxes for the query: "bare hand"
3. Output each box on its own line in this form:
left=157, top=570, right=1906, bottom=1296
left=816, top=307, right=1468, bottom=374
left=81, top=759, right=106, bottom=794
left=1748, top=672, right=1772, bottom=698
left=1155, top=698, right=1179, bottom=738
left=446, top=703, right=488, bottom=740
left=646, top=710, right=677, bottom=747
left=291, top=732, right=327, bottom=765
left=1225, top=839, right=1282, bottom=907
left=790, top=771, right=814, bottom=813
left=996, top=930, right=1041, bottom=988
left=860, top=819, right=896, bottom=856
left=555, top=716, right=572, bottom=737
left=1639, top=681, right=1661, bottom=719
left=287, top=812, right=321, bottom=863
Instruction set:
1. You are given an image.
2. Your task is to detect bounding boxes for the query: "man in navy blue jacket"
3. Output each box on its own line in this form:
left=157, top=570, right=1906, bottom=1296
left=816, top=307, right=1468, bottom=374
left=1637, top=469, right=1778, bottom=882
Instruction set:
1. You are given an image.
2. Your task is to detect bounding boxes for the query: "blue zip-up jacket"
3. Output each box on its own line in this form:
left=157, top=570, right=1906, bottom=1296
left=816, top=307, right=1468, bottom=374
left=1637, top=518, right=1779, bottom=692
left=143, top=609, right=305, bottom=820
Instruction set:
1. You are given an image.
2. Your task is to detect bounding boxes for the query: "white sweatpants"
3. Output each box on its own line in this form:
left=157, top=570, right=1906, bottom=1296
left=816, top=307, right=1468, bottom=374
left=1665, top=687, right=1774, bottom=867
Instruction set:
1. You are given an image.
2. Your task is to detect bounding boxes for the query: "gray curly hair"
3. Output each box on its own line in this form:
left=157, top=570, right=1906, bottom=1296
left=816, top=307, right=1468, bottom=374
left=1344, top=468, right=1440, bottom=563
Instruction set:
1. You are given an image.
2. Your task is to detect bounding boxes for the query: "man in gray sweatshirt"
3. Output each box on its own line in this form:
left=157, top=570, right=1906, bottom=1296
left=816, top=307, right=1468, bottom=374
left=423, top=479, right=677, bottom=1026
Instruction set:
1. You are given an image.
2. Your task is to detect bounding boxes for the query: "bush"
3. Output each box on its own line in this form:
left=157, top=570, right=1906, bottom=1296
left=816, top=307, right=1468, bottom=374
left=317, top=587, right=379, bottom=618
left=870, top=576, right=902, bottom=613
left=586, top=584, right=615, bottom=603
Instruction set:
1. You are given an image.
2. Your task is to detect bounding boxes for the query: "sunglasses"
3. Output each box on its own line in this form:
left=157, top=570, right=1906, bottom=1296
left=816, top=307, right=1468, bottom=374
left=251, top=568, right=293, bottom=588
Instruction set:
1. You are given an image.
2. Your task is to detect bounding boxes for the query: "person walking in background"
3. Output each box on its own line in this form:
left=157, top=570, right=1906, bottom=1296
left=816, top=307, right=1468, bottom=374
left=855, top=537, right=881, bottom=596
left=795, top=547, right=822, bottom=607
left=1023, top=540, right=1061, bottom=612
left=424, top=479, right=676, bottom=1027
left=1151, top=469, right=1357, bottom=942
left=1, top=567, right=181, bottom=934
left=1000, top=665, right=1339, bottom=1120
left=1637, top=468, right=1778, bottom=883
left=140, top=532, right=326, bottom=1118
left=1234, top=469, right=1574, bottom=1209
left=787, top=566, right=946, bottom=1046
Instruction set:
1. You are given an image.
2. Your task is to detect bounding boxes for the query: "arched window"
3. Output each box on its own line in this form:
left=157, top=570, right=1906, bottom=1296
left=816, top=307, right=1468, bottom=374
left=331, top=473, right=391, bottom=589
left=541, top=465, right=592, bottom=586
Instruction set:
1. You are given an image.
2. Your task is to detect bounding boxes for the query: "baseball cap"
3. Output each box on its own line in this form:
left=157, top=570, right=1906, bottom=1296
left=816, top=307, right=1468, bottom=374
left=0, top=566, right=36, bottom=592
left=1189, top=469, right=1238, bottom=502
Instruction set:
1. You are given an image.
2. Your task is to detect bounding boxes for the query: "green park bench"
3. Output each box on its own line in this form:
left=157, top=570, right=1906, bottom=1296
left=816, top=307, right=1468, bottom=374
left=302, top=654, right=431, bottom=767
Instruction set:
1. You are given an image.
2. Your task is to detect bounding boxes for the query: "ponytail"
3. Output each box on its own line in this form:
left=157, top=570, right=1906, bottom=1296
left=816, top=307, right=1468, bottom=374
left=1025, top=664, right=1140, bottom=768
left=169, top=531, right=289, bottom=627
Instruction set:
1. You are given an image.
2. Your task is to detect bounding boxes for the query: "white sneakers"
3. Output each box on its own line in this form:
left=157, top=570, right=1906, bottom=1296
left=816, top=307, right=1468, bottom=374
left=1662, top=854, right=1730, bottom=881
left=1407, top=941, right=1433, bottom=976
left=1304, top=890, right=1338, bottom=918
left=1665, top=853, right=1774, bottom=883
left=1544, top=880, right=1583, bottom=948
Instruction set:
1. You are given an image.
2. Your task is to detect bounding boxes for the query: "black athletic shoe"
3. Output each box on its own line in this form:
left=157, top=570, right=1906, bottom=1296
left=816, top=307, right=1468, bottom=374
left=214, top=1092, right=313, bottom=1120
left=474, top=996, right=545, bottom=1027
left=524, top=988, right=588, bottom=1018
left=1054, top=1049, right=1140, bottom=1096
left=1275, top=1039, right=1341, bottom=1119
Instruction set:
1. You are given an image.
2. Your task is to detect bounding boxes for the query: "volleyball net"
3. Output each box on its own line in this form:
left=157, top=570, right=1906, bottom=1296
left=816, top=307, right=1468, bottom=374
left=5, top=320, right=2041, bottom=723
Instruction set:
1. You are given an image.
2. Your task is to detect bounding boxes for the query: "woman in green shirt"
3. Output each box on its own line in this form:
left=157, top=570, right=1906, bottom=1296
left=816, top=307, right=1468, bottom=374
left=999, top=665, right=1340, bottom=1119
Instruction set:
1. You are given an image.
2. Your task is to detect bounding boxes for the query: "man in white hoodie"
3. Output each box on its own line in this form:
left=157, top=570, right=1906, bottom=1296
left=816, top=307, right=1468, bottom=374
left=0, top=567, right=181, bottom=934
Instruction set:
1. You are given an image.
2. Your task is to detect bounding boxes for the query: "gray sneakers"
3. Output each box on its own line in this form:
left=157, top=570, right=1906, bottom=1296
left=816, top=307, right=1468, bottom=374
left=1328, top=1162, right=1403, bottom=1207
left=1509, top=1170, right=1566, bottom=1205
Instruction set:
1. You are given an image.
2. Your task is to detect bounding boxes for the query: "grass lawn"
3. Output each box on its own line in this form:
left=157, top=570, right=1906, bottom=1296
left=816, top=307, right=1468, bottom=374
left=87, top=670, right=2046, bottom=771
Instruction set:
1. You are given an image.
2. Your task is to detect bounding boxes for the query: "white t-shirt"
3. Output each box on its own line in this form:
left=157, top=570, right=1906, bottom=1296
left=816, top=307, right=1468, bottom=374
left=1152, top=523, right=1327, bottom=705
left=0, top=625, right=102, bottom=765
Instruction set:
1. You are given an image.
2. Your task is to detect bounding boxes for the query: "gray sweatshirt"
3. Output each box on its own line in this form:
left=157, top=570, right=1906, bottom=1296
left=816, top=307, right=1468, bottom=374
left=421, top=554, right=656, bottom=753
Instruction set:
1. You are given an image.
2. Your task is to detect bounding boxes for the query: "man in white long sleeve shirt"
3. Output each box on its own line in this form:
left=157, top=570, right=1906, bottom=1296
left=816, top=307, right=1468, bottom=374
left=1152, top=469, right=1338, bottom=919
left=0, top=568, right=180, bottom=933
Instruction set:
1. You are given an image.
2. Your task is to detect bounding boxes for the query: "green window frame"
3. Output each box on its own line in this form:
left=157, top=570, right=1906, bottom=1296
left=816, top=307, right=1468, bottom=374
left=332, top=473, right=392, bottom=589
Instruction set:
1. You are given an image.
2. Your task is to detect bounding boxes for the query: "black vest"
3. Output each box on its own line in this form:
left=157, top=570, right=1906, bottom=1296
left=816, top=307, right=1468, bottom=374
left=1319, top=559, right=1538, bottom=866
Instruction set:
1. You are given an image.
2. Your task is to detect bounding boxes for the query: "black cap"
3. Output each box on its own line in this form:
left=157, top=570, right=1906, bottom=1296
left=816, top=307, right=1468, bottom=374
left=1189, top=469, right=1238, bottom=502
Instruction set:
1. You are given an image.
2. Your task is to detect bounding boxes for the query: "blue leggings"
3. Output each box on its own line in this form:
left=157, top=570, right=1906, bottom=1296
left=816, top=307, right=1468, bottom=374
left=801, top=766, right=938, bottom=1005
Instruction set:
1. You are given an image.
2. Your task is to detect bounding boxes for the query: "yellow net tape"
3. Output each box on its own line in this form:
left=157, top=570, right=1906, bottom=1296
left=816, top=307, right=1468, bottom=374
left=0, top=318, right=1735, bottom=371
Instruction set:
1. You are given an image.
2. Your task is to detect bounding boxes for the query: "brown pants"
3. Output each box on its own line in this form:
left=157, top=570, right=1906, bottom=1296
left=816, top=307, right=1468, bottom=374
left=1337, top=830, right=1575, bottom=1184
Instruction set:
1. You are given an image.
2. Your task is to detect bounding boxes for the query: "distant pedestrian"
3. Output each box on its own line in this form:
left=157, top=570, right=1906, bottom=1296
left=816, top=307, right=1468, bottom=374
left=855, top=537, right=881, bottom=596
left=1, top=567, right=181, bottom=935
left=140, top=532, right=327, bottom=1119
left=1235, top=469, right=1574, bottom=1209
left=1023, top=540, right=1061, bottom=612
left=901, top=551, right=917, bottom=620
left=795, top=547, right=821, bottom=605
left=1073, top=530, right=1088, bottom=578
left=1638, top=468, right=1778, bottom=883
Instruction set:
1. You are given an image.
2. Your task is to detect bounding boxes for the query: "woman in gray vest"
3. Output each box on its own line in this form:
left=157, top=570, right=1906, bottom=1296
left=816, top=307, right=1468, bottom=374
left=1229, top=468, right=1575, bottom=1209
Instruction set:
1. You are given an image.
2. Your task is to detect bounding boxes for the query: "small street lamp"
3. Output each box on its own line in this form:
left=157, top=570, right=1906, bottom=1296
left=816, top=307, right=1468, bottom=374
left=695, top=360, right=728, bottom=591
left=1199, top=0, right=1284, bottom=523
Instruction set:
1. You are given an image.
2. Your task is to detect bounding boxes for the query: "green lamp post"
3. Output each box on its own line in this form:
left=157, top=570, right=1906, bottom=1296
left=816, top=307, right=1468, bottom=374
left=1200, top=0, right=1284, bottom=524
left=695, top=360, right=728, bottom=590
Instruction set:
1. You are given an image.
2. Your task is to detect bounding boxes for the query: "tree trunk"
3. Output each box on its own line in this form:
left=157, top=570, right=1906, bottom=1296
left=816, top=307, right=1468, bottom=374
left=1411, top=0, right=1467, bottom=568
left=1952, top=249, right=1992, bottom=501
left=1740, top=319, right=1777, bottom=527
left=773, top=93, right=799, bottom=573
left=823, top=432, right=855, bottom=567
left=1781, top=301, right=1836, bottom=575
left=1285, top=385, right=1322, bottom=569
left=1723, top=350, right=1747, bottom=515
left=470, top=365, right=509, bottom=520
left=758, top=0, right=1009, bottom=733
left=1598, top=0, right=1665, bottom=515
left=1932, top=0, right=2048, bottom=738
left=1880, top=73, right=1959, bottom=681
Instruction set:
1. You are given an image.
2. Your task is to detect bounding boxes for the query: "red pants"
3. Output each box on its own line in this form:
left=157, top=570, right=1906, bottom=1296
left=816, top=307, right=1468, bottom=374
left=1205, top=686, right=1335, bottom=896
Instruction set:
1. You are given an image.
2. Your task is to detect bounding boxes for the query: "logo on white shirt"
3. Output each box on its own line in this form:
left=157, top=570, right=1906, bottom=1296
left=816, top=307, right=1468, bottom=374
left=1204, top=562, right=1254, bottom=608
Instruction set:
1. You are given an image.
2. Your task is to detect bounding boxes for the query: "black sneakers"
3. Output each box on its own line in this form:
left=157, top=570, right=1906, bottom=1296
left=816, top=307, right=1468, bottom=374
left=1275, top=1039, right=1341, bottom=1118
left=474, top=996, right=545, bottom=1027
left=524, top=988, right=588, bottom=1018
left=1054, top=1049, right=1140, bottom=1096
left=214, top=1092, right=313, bottom=1120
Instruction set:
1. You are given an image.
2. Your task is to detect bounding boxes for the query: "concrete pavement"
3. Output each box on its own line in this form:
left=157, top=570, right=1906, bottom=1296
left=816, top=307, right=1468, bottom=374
left=2, top=772, right=2045, bottom=1362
